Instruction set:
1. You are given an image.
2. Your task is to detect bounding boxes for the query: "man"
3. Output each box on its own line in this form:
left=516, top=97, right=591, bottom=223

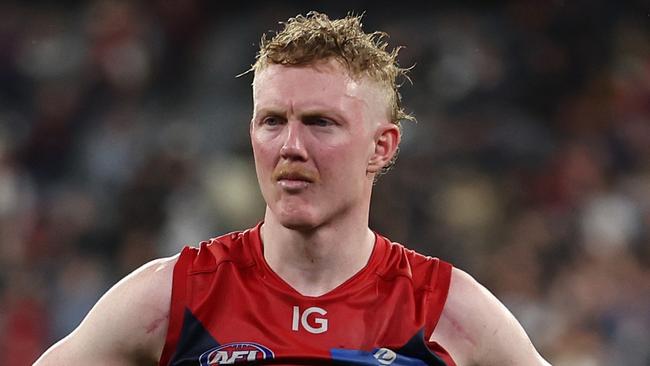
left=35, top=12, right=550, bottom=366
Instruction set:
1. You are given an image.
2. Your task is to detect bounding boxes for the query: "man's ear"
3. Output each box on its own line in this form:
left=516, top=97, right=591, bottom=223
left=367, top=124, right=401, bottom=174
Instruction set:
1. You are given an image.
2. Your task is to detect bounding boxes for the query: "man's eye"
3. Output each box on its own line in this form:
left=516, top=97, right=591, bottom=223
left=263, top=117, right=282, bottom=126
left=305, top=117, right=334, bottom=127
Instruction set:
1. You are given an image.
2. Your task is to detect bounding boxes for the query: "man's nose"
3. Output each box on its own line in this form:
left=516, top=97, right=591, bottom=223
left=280, top=120, right=308, bottom=161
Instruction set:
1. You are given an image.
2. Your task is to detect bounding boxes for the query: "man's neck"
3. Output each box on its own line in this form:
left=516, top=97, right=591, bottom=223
left=260, top=212, right=375, bottom=297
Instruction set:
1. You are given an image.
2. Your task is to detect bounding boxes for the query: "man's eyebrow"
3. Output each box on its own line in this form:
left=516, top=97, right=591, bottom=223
left=300, top=109, right=347, bottom=123
left=253, top=107, right=285, bottom=119
left=301, top=111, right=335, bottom=120
left=254, top=106, right=346, bottom=121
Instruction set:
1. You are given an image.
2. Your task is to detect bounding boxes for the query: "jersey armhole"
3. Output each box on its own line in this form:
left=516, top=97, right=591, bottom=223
left=425, top=259, right=453, bottom=335
left=424, top=259, right=455, bottom=365
left=159, top=246, right=194, bottom=366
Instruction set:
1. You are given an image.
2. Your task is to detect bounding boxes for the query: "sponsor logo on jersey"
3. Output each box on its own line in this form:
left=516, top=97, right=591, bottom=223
left=198, top=342, right=274, bottom=365
left=292, top=306, right=328, bottom=334
left=374, top=348, right=398, bottom=365
left=330, top=347, right=428, bottom=366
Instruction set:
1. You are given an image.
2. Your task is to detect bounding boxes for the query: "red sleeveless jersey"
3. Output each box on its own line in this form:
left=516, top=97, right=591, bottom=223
left=159, top=224, right=456, bottom=366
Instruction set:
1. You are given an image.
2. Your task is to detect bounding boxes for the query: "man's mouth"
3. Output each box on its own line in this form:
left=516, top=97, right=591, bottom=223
left=277, top=173, right=313, bottom=182
left=277, top=178, right=311, bottom=190
left=272, top=167, right=318, bottom=190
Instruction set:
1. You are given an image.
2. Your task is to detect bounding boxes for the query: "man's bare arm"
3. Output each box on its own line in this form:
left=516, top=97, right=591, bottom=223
left=431, top=267, right=551, bottom=366
left=33, top=255, right=177, bottom=366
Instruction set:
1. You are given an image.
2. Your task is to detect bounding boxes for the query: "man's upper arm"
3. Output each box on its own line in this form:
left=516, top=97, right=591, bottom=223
left=431, top=267, right=551, bottom=366
left=34, top=255, right=177, bottom=366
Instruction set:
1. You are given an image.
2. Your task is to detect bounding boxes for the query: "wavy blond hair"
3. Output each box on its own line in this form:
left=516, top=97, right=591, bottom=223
left=252, top=11, right=414, bottom=126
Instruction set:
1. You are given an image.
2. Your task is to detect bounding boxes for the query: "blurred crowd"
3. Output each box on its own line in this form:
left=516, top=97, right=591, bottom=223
left=0, top=1, right=648, bottom=365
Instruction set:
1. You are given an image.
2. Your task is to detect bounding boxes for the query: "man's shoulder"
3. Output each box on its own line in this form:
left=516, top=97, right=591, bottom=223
left=100, top=255, right=178, bottom=335
left=432, top=267, right=550, bottom=365
left=33, top=255, right=178, bottom=365
left=378, top=234, right=450, bottom=264
left=123, top=255, right=178, bottom=296
left=375, top=235, right=453, bottom=289
left=92, top=255, right=178, bottom=357
left=178, top=227, right=260, bottom=271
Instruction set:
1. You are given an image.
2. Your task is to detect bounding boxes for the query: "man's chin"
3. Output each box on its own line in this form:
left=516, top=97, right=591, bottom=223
left=277, top=215, right=320, bottom=232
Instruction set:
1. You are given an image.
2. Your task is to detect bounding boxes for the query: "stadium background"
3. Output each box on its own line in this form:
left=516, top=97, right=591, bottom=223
left=0, top=1, right=649, bottom=365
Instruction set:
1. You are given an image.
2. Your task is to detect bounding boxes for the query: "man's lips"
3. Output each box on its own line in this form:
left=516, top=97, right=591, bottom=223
left=272, top=166, right=319, bottom=189
left=277, top=178, right=311, bottom=190
left=277, top=174, right=313, bottom=182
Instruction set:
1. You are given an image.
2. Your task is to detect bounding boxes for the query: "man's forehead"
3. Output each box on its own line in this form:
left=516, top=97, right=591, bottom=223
left=254, top=61, right=354, bottom=89
left=252, top=61, right=388, bottom=112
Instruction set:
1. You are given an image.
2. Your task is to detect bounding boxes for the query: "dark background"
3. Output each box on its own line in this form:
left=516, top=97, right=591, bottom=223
left=0, top=1, right=649, bottom=364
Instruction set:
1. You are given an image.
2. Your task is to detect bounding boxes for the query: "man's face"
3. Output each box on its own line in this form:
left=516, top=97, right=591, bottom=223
left=250, top=59, right=395, bottom=230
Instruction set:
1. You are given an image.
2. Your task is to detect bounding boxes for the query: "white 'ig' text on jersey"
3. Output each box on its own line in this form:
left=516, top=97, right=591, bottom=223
left=291, top=306, right=328, bottom=334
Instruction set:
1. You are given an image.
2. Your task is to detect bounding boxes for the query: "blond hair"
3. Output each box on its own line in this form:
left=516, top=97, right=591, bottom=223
left=252, top=11, right=414, bottom=126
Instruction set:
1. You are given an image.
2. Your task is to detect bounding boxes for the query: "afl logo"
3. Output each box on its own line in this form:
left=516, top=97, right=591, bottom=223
left=198, top=342, right=275, bottom=365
